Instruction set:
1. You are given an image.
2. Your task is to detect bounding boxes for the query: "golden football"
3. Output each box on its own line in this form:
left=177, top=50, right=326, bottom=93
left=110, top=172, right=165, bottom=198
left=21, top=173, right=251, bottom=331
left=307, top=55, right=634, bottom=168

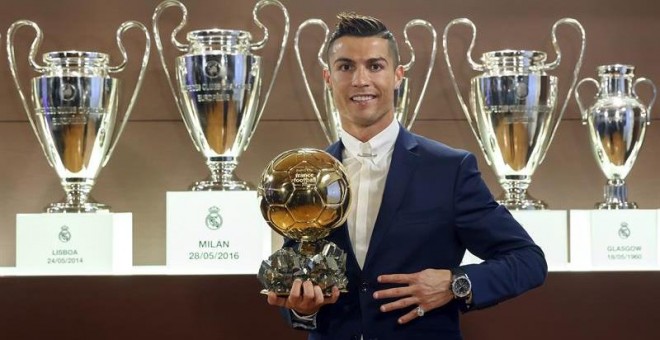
left=258, top=148, right=351, bottom=242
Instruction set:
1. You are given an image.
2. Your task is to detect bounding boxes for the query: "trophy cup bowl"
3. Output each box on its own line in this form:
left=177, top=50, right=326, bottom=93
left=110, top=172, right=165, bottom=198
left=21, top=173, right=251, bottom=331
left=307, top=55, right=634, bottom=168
left=7, top=20, right=150, bottom=212
left=295, top=18, right=436, bottom=144
left=257, top=148, right=351, bottom=296
left=443, top=18, right=586, bottom=210
left=576, top=64, right=657, bottom=208
left=153, top=0, right=289, bottom=191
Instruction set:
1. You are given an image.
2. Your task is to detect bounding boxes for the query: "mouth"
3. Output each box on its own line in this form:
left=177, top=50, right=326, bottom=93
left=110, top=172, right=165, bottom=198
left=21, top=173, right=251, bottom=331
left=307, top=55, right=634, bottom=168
left=350, top=94, right=377, bottom=103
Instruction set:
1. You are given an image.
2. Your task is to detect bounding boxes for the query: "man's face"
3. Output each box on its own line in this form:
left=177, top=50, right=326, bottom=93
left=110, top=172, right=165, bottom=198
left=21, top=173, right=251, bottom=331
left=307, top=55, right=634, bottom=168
left=324, top=36, right=403, bottom=134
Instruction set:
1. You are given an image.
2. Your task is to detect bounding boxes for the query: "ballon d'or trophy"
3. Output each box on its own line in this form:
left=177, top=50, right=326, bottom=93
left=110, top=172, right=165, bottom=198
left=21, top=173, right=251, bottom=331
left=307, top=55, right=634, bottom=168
left=295, top=18, right=437, bottom=143
left=7, top=20, right=150, bottom=212
left=153, top=0, right=289, bottom=190
left=443, top=18, right=585, bottom=209
left=257, top=148, right=351, bottom=295
left=575, top=64, right=656, bottom=208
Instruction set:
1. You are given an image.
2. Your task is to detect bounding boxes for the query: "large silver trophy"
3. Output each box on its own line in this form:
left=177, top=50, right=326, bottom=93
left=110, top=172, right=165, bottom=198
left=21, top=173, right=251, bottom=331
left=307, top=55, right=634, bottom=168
left=153, top=0, right=289, bottom=190
left=575, top=64, right=656, bottom=209
left=443, top=18, right=585, bottom=210
left=7, top=20, right=150, bottom=213
left=295, top=19, right=437, bottom=144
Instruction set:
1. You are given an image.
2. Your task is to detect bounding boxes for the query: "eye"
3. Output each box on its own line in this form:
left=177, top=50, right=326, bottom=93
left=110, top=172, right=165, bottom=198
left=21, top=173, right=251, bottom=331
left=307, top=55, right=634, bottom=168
left=337, top=63, right=353, bottom=72
left=369, top=63, right=385, bottom=71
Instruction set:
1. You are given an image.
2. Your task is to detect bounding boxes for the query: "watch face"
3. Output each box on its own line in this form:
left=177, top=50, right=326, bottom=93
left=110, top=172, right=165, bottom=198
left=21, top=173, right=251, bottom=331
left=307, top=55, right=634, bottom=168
left=452, top=275, right=471, bottom=298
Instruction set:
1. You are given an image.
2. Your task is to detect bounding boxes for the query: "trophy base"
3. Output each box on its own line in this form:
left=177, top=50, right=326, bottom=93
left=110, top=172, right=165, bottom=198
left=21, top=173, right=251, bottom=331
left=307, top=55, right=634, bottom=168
left=595, top=201, right=638, bottom=209
left=46, top=202, right=110, bottom=213
left=189, top=179, right=255, bottom=191
left=258, top=240, right=348, bottom=296
left=497, top=194, right=547, bottom=210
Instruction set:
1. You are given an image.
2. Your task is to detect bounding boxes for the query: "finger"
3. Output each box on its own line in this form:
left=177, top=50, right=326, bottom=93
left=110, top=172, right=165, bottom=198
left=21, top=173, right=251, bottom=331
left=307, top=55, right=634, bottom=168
left=377, top=273, right=415, bottom=284
left=266, top=292, right=286, bottom=307
left=326, top=286, right=340, bottom=304
left=287, top=279, right=304, bottom=307
left=313, top=285, right=325, bottom=305
left=379, top=296, right=418, bottom=313
left=373, top=285, right=415, bottom=300
left=301, top=280, right=316, bottom=301
left=397, top=307, right=422, bottom=325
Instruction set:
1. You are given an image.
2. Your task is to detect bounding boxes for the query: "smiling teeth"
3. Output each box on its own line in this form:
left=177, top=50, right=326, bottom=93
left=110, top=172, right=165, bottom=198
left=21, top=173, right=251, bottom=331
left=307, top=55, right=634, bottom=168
left=352, top=95, right=374, bottom=102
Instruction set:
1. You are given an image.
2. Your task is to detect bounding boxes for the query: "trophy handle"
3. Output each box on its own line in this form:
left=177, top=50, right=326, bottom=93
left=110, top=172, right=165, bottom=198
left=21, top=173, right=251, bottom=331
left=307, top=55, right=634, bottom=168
left=295, top=19, right=334, bottom=144
left=6, top=20, right=53, bottom=167
left=401, top=19, right=437, bottom=130
left=633, top=77, right=657, bottom=125
left=442, top=18, right=489, bottom=163
left=103, top=21, right=151, bottom=166
left=153, top=1, right=200, bottom=152
left=248, top=0, right=290, bottom=140
left=539, top=18, right=586, bottom=164
left=574, top=78, right=598, bottom=125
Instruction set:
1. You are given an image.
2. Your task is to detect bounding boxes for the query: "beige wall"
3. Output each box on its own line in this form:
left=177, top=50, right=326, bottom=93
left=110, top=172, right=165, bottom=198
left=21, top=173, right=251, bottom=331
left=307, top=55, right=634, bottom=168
left=0, top=0, right=658, bottom=266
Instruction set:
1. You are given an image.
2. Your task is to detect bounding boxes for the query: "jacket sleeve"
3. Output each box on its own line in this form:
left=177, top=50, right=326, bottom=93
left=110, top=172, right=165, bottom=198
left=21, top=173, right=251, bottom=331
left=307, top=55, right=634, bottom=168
left=453, top=153, right=548, bottom=311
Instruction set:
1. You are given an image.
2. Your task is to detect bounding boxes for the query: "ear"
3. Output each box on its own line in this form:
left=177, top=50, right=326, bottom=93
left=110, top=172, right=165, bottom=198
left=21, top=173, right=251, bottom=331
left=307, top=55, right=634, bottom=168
left=323, top=68, right=331, bottom=88
left=394, top=65, right=404, bottom=89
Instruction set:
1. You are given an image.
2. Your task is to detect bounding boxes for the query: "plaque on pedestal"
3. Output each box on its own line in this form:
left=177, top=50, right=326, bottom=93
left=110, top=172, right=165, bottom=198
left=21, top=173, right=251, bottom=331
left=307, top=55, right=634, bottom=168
left=16, top=213, right=132, bottom=274
left=461, top=210, right=568, bottom=269
left=570, top=210, right=658, bottom=269
left=166, top=191, right=270, bottom=274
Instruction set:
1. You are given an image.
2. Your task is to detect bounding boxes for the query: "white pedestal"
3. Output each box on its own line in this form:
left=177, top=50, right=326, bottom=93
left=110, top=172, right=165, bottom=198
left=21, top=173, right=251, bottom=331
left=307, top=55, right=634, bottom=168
left=570, top=210, right=659, bottom=270
left=461, top=210, right=569, bottom=270
left=16, top=212, right=132, bottom=275
left=166, top=191, right=271, bottom=274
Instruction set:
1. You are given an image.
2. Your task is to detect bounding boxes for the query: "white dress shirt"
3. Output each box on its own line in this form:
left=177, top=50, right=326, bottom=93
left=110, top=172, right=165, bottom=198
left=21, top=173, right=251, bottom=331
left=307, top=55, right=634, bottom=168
left=340, top=119, right=399, bottom=268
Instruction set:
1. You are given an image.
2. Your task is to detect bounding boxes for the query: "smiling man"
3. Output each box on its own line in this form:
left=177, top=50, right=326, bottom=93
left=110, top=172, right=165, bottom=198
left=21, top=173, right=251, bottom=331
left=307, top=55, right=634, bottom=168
left=267, top=12, right=547, bottom=340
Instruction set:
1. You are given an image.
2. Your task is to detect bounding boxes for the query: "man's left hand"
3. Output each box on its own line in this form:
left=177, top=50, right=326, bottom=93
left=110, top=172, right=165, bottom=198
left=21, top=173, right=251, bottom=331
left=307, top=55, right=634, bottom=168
left=373, top=269, right=453, bottom=324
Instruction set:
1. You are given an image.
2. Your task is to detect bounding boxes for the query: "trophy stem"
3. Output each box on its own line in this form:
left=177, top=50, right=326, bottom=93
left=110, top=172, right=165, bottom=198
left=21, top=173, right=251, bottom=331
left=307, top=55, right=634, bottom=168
left=47, top=178, right=108, bottom=213
left=597, top=179, right=637, bottom=209
left=190, top=159, right=254, bottom=191
left=498, top=179, right=547, bottom=210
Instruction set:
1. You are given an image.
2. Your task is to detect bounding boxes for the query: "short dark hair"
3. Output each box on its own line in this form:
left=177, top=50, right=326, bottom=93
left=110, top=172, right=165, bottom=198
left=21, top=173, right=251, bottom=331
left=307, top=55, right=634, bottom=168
left=326, top=12, right=400, bottom=66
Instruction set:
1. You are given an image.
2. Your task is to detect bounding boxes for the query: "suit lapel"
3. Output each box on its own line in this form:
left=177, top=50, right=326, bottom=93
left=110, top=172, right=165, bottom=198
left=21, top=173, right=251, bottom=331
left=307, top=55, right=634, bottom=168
left=363, top=126, right=419, bottom=271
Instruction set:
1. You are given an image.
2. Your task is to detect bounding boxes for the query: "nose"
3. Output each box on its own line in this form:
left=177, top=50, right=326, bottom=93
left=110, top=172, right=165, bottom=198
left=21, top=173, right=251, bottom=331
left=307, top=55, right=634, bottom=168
left=352, top=66, right=370, bottom=87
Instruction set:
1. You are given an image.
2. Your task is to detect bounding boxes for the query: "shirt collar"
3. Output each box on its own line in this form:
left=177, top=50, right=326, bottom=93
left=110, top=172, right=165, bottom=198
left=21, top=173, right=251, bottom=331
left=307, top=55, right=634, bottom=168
left=340, top=118, right=399, bottom=163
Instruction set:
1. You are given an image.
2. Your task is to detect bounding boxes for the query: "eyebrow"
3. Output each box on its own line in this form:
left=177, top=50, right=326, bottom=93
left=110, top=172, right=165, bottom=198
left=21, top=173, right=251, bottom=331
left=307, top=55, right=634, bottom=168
left=332, top=57, right=389, bottom=66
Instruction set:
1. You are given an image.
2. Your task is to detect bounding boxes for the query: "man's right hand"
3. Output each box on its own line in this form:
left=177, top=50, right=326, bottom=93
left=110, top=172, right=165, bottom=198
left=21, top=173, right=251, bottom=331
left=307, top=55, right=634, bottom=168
left=266, top=279, right=341, bottom=316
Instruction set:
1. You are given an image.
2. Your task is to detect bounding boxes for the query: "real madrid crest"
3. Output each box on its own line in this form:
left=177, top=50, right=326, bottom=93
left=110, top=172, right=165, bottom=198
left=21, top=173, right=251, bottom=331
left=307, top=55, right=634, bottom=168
left=205, top=206, right=223, bottom=230
left=59, top=225, right=72, bottom=243
left=618, top=222, right=631, bottom=239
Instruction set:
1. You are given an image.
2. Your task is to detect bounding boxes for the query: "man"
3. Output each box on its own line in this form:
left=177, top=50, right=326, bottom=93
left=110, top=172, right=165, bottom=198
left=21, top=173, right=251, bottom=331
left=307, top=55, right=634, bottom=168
left=267, top=12, right=547, bottom=339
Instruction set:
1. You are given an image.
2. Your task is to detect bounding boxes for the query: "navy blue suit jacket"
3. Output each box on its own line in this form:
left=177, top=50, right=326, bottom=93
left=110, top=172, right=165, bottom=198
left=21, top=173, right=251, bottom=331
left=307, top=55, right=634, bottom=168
left=284, top=126, right=547, bottom=340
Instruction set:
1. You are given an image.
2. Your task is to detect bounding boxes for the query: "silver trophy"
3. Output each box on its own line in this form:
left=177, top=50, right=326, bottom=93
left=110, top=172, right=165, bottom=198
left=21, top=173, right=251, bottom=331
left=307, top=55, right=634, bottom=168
left=7, top=20, right=150, bottom=213
left=443, top=18, right=585, bottom=210
left=295, top=19, right=437, bottom=144
left=153, top=0, right=289, bottom=190
left=575, top=64, right=656, bottom=209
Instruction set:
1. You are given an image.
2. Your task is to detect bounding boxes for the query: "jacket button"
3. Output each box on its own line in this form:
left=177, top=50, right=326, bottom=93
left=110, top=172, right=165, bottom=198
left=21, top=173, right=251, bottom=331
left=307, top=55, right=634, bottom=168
left=360, top=281, right=369, bottom=292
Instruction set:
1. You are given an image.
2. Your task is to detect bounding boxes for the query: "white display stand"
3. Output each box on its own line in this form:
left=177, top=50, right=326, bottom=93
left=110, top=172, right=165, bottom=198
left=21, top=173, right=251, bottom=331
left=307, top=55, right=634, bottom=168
left=166, top=191, right=271, bottom=274
left=16, top=212, right=132, bottom=274
left=461, top=210, right=569, bottom=270
left=570, top=210, right=659, bottom=270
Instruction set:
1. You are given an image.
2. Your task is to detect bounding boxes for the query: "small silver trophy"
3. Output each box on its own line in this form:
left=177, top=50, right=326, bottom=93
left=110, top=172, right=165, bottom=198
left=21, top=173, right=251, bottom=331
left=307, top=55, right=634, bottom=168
left=152, top=0, right=289, bottom=190
left=443, top=18, right=585, bottom=210
left=295, top=18, right=437, bottom=144
left=7, top=20, right=150, bottom=213
left=575, top=64, right=656, bottom=209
